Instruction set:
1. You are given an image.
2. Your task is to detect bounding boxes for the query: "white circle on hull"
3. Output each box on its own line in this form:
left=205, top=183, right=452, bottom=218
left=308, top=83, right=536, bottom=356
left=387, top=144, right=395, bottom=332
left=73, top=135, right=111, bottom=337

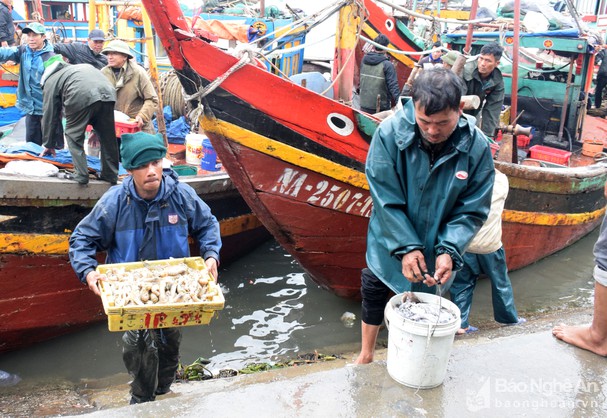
left=327, top=113, right=354, bottom=136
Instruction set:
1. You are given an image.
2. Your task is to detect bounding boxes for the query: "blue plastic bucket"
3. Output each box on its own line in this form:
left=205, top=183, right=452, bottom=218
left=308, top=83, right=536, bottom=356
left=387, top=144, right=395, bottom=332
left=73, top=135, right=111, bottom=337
left=200, top=139, right=219, bottom=171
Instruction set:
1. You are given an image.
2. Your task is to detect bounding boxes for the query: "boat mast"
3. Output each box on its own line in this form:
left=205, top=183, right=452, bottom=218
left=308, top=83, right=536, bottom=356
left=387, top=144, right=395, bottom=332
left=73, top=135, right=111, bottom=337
left=463, top=0, right=479, bottom=54
left=332, top=1, right=361, bottom=104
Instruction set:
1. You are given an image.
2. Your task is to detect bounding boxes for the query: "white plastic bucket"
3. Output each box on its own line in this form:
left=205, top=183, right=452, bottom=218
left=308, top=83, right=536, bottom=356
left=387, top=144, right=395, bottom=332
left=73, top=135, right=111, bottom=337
left=185, top=133, right=206, bottom=165
left=384, top=292, right=461, bottom=389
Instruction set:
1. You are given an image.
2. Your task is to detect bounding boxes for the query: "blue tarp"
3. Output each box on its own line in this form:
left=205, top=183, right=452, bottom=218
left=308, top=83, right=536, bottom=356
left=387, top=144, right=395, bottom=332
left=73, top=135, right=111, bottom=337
left=153, top=105, right=191, bottom=145
left=0, top=142, right=128, bottom=175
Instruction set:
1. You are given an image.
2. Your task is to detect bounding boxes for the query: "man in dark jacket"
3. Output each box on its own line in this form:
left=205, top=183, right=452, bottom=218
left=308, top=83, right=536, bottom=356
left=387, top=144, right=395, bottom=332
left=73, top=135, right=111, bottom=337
left=40, top=60, right=118, bottom=184
left=359, top=33, right=400, bottom=114
left=0, top=0, right=14, bottom=47
left=54, top=29, right=108, bottom=70
left=355, top=68, right=495, bottom=364
left=69, top=132, right=221, bottom=404
left=594, top=47, right=607, bottom=109
left=463, top=42, right=505, bottom=138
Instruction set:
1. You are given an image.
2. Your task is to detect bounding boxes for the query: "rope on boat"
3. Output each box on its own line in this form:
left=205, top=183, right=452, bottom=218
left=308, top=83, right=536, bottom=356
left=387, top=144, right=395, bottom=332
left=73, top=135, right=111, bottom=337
left=158, top=70, right=187, bottom=118
left=184, top=46, right=256, bottom=103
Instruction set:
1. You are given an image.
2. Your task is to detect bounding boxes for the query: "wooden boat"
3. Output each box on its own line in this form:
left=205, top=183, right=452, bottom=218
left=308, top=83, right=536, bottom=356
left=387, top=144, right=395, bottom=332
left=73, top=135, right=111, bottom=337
left=143, top=0, right=607, bottom=300
left=0, top=169, right=269, bottom=354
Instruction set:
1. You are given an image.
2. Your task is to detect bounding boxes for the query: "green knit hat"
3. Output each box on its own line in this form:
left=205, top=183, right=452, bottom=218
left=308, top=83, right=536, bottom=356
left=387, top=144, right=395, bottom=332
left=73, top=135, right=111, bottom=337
left=120, top=132, right=166, bottom=170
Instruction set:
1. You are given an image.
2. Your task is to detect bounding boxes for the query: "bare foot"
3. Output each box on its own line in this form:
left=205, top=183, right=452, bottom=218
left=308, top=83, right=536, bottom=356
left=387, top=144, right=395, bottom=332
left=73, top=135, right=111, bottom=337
left=354, top=352, right=373, bottom=364
left=552, top=324, right=607, bottom=356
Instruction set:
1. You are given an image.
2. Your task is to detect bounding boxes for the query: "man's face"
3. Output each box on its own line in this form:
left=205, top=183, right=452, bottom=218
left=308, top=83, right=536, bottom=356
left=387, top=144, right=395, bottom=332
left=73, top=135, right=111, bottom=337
left=431, top=48, right=442, bottom=61
left=414, top=102, right=462, bottom=144
left=477, top=53, right=499, bottom=78
left=106, top=51, right=128, bottom=68
left=129, top=159, right=163, bottom=200
left=27, top=33, right=45, bottom=51
left=88, top=39, right=105, bottom=55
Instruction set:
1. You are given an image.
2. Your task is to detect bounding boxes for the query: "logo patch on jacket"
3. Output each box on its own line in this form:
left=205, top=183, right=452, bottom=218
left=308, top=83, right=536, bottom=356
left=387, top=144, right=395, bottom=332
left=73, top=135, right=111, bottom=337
left=168, top=213, right=179, bottom=224
left=455, top=171, right=468, bottom=180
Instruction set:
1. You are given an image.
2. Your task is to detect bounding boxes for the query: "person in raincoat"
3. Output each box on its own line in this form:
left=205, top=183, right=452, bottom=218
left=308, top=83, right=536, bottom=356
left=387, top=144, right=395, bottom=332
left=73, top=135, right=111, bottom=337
left=355, top=68, right=495, bottom=364
left=450, top=169, right=526, bottom=334
left=69, top=132, right=221, bottom=403
left=39, top=60, right=118, bottom=185
left=0, top=22, right=63, bottom=145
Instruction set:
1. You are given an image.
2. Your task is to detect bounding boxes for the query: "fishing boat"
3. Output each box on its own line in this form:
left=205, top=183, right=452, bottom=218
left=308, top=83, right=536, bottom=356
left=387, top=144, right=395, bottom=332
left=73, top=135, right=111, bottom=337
left=142, top=0, right=607, bottom=300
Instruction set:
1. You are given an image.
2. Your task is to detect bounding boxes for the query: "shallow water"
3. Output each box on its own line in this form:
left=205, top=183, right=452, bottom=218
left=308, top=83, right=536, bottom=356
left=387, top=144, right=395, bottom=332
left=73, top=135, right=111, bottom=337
left=0, top=228, right=599, bottom=384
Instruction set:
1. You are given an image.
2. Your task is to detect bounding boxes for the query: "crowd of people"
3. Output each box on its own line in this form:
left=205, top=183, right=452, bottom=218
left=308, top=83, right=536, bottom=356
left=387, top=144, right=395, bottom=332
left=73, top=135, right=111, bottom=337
left=1, top=20, right=605, bottom=405
left=0, top=23, right=160, bottom=185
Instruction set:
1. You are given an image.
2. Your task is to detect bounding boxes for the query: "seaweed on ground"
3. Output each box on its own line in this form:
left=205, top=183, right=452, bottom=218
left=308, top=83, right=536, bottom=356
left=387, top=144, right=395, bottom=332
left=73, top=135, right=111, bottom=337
left=176, top=351, right=343, bottom=381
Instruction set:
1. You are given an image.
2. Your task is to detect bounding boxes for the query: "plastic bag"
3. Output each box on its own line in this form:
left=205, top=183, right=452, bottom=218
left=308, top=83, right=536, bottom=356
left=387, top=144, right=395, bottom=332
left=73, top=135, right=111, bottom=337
left=0, top=160, right=59, bottom=176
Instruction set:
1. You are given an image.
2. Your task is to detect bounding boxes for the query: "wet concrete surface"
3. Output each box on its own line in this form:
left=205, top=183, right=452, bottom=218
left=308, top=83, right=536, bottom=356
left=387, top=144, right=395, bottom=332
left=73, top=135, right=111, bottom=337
left=5, top=305, right=602, bottom=418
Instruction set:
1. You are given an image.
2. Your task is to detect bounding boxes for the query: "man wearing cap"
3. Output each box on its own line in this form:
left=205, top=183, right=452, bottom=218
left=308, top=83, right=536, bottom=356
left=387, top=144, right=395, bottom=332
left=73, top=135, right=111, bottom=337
left=39, top=60, right=118, bottom=185
left=358, top=33, right=400, bottom=114
left=54, top=29, right=108, bottom=70
left=101, top=39, right=158, bottom=133
left=69, top=131, right=221, bottom=404
left=442, top=50, right=463, bottom=72
left=0, top=22, right=63, bottom=145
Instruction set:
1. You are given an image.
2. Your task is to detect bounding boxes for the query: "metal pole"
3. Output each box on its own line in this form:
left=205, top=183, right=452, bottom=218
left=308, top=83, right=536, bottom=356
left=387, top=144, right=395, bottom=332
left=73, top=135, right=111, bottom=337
left=463, top=0, right=479, bottom=55
left=557, top=57, right=575, bottom=143
left=510, top=0, right=520, bottom=164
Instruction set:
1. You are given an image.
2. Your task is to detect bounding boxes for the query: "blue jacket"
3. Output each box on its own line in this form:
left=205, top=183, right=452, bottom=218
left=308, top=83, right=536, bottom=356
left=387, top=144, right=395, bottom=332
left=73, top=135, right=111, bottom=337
left=365, top=99, right=495, bottom=293
left=0, top=40, right=55, bottom=115
left=69, top=170, right=222, bottom=283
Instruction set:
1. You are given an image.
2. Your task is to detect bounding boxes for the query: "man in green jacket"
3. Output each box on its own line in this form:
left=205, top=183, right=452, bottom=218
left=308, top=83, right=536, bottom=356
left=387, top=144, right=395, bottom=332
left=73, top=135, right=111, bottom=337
left=463, top=42, right=505, bottom=138
left=40, top=60, right=119, bottom=185
left=355, top=68, right=495, bottom=364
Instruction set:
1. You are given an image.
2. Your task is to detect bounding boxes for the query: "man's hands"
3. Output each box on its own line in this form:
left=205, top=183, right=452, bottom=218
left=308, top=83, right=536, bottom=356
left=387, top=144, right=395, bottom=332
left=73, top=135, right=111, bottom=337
left=134, top=115, right=144, bottom=129
left=205, top=257, right=218, bottom=281
left=85, top=270, right=105, bottom=296
left=433, top=253, right=453, bottom=286
left=39, top=147, right=56, bottom=158
left=401, top=250, right=433, bottom=285
left=401, top=250, right=453, bottom=287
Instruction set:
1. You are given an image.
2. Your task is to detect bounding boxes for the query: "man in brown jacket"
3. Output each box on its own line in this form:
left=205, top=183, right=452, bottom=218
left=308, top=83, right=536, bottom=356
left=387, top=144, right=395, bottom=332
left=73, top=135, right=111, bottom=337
left=100, top=39, right=158, bottom=133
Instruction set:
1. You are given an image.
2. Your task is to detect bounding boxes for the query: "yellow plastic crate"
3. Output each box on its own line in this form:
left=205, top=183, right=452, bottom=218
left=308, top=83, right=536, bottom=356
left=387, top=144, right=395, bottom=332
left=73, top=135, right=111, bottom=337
left=98, top=257, right=224, bottom=332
